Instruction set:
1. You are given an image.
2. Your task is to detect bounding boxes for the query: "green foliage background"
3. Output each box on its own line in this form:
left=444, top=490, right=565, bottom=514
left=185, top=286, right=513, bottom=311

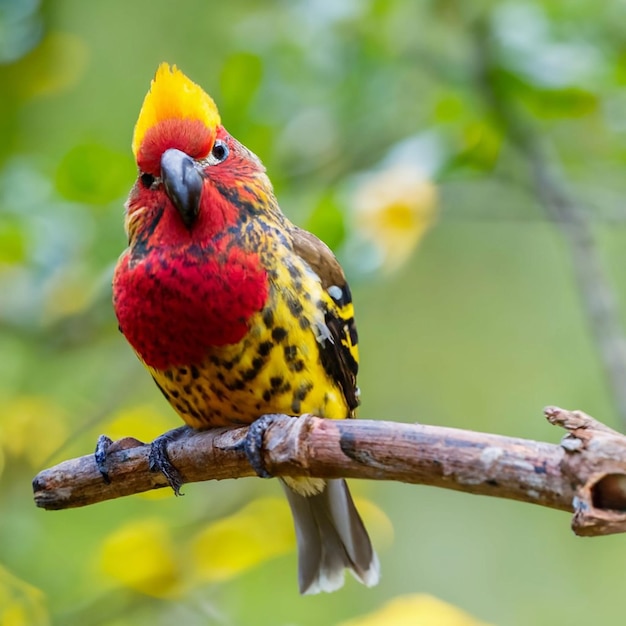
left=2, top=1, right=626, bottom=624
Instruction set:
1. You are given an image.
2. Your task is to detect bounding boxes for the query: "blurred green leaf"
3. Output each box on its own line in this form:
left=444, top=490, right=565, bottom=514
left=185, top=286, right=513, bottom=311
left=449, top=119, right=503, bottom=172
left=55, top=143, right=133, bottom=205
left=0, top=564, right=49, bottom=626
left=14, top=32, right=89, bottom=99
left=304, top=192, right=346, bottom=251
left=524, top=85, right=598, bottom=119
left=494, top=68, right=599, bottom=119
left=614, top=49, right=626, bottom=85
left=0, top=218, right=26, bottom=265
left=432, top=91, right=466, bottom=124
left=219, top=52, right=263, bottom=118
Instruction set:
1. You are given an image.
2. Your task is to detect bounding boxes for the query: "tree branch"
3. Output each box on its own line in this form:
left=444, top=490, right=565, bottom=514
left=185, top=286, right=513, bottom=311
left=32, top=407, right=626, bottom=537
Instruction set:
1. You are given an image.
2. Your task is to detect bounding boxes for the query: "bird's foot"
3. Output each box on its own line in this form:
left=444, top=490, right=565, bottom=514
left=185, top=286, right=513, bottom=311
left=95, top=435, right=114, bottom=484
left=242, top=414, right=284, bottom=478
left=148, top=426, right=190, bottom=496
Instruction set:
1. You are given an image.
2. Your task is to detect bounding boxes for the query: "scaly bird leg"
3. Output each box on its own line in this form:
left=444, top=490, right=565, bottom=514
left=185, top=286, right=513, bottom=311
left=242, top=414, right=286, bottom=478
left=148, top=426, right=191, bottom=496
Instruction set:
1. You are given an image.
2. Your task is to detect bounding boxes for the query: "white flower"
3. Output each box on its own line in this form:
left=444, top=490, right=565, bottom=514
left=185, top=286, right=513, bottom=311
left=350, top=163, right=438, bottom=273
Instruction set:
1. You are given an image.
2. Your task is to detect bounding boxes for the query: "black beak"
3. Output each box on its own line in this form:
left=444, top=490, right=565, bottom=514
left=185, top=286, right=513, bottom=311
left=161, top=148, right=203, bottom=228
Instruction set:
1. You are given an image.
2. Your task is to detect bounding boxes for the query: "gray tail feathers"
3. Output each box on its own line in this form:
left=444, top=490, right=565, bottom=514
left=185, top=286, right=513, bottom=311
left=281, top=478, right=380, bottom=595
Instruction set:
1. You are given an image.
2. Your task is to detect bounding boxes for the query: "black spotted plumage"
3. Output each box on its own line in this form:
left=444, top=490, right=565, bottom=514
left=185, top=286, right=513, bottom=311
left=289, top=225, right=360, bottom=415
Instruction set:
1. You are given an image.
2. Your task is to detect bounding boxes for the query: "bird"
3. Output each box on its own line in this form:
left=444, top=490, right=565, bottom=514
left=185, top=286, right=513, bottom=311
left=111, top=63, right=379, bottom=594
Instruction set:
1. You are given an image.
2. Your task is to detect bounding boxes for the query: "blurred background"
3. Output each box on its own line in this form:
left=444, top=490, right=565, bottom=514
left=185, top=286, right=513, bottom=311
left=2, top=0, right=626, bottom=624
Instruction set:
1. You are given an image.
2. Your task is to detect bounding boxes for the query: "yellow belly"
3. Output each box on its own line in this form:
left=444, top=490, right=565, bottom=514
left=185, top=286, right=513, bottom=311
left=148, top=269, right=351, bottom=428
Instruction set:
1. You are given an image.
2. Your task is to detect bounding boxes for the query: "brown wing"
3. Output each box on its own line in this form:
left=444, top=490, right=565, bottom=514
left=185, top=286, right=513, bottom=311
left=290, top=226, right=360, bottom=414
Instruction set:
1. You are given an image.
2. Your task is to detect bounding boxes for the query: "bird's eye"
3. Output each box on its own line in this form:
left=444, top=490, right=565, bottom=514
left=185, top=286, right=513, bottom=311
left=140, top=173, right=155, bottom=188
left=211, top=140, right=229, bottom=163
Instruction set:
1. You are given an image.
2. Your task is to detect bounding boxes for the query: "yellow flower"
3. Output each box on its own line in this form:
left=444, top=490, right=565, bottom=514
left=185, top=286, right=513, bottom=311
left=99, top=518, right=183, bottom=598
left=339, top=593, right=492, bottom=626
left=190, top=493, right=391, bottom=585
left=190, top=497, right=295, bottom=583
left=0, top=397, right=67, bottom=467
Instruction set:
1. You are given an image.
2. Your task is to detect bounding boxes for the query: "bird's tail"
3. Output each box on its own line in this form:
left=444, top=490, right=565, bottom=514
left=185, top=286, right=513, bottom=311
left=281, top=478, right=380, bottom=595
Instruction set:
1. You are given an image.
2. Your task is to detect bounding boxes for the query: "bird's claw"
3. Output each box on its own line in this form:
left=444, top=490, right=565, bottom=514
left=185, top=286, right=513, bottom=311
left=242, top=414, right=283, bottom=478
left=148, top=426, right=190, bottom=496
left=95, top=435, right=113, bottom=484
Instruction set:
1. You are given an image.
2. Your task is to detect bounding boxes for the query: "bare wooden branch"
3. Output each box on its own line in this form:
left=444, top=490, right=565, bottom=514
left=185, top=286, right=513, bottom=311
left=32, top=407, right=626, bottom=537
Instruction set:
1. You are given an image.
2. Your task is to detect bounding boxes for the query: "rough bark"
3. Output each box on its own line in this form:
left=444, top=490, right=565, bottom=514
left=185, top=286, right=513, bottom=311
left=32, top=407, right=626, bottom=537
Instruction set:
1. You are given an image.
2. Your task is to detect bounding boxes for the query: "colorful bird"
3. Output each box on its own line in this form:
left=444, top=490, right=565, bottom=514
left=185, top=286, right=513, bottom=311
left=111, top=63, right=379, bottom=594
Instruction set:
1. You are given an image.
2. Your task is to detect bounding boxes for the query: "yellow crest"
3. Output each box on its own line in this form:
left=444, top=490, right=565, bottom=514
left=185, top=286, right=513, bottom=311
left=132, top=63, right=221, bottom=158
